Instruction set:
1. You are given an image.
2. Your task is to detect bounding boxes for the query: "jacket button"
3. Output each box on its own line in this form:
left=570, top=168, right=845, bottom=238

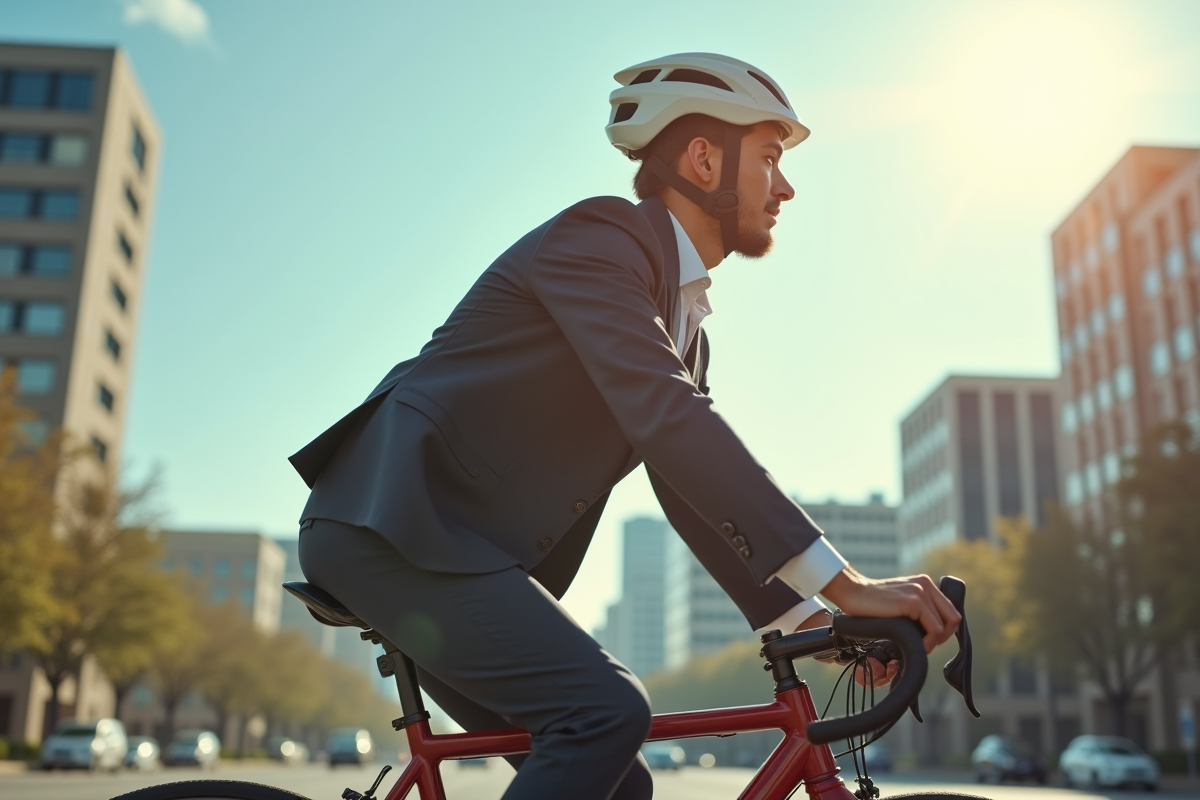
left=538, top=537, right=553, bottom=551
left=738, top=545, right=752, bottom=559
left=731, top=535, right=747, bottom=548
left=573, top=500, right=588, bottom=514
left=721, top=521, right=736, bottom=536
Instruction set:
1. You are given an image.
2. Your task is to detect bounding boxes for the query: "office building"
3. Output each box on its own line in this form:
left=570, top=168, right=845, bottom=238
left=1052, top=146, right=1200, bottom=518
left=596, top=517, right=669, bottom=678
left=0, top=43, right=159, bottom=745
left=663, top=533, right=749, bottom=670
left=897, top=375, right=1061, bottom=571
left=0, top=43, right=158, bottom=465
left=798, top=493, right=899, bottom=579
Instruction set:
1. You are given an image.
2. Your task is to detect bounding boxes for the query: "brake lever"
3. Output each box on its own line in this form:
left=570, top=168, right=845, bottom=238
left=939, top=575, right=980, bottom=718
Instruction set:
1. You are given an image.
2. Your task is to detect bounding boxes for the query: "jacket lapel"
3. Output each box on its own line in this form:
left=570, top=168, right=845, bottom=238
left=637, top=197, right=680, bottom=336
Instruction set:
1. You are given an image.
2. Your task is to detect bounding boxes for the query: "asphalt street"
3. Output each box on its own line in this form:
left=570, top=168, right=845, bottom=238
left=0, top=762, right=1195, bottom=800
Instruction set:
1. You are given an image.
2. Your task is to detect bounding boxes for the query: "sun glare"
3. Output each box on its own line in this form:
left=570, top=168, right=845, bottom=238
left=934, top=6, right=1128, bottom=179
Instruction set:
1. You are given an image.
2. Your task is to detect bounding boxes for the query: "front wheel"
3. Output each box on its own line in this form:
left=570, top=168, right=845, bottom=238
left=111, top=781, right=313, bottom=800
left=887, top=794, right=994, bottom=800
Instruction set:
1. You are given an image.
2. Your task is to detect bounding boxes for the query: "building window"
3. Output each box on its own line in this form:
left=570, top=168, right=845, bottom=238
left=188, top=557, right=203, bottom=576
left=117, top=232, right=134, bottom=263
left=6, top=70, right=51, bottom=108
left=1114, top=365, right=1135, bottom=399
left=1064, top=471, right=1083, bottom=505
left=111, top=279, right=128, bottom=311
left=1085, top=461, right=1102, bottom=496
left=131, top=124, right=146, bottom=172
left=1143, top=267, right=1162, bottom=298
left=17, top=419, right=49, bottom=446
left=1176, top=326, right=1195, bottom=362
left=97, top=383, right=114, bottom=412
left=124, top=184, right=140, bottom=217
left=1192, top=229, right=1200, bottom=261
left=1060, top=339, right=1073, bottom=365
left=104, top=329, right=121, bottom=361
left=241, top=559, right=256, bottom=579
left=211, top=585, right=229, bottom=603
left=1166, top=247, right=1185, bottom=279
left=31, top=246, right=70, bottom=277
left=0, top=243, right=17, bottom=275
left=993, top=391, right=1022, bottom=517
left=0, top=132, right=44, bottom=163
left=214, top=558, right=231, bottom=579
left=957, top=391, right=987, bottom=540
left=0, top=188, right=33, bottom=218
left=1103, top=451, right=1121, bottom=484
left=10, top=360, right=51, bottom=393
left=1095, top=378, right=1113, bottom=411
left=54, top=73, right=93, bottom=110
left=49, top=134, right=87, bottom=166
left=0, top=70, right=93, bottom=110
left=1109, top=293, right=1125, bottom=322
left=1091, top=307, right=1106, bottom=336
left=23, top=302, right=65, bottom=336
left=1078, top=390, right=1095, bottom=423
left=91, top=435, right=108, bottom=463
left=0, top=300, right=13, bottom=332
left=240, top=587, right=254, bottom=607
left=1061, top=401, right=1077, bottom=434
left=40, top=190, right=80, bottom=220
left=1102, top=222, right=1120, bottom=252
left=1150, top=341, right=1171, bottom=376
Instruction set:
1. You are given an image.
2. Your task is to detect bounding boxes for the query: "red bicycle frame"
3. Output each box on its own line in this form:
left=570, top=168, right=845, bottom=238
left=385, top=679, right=854, bottom=800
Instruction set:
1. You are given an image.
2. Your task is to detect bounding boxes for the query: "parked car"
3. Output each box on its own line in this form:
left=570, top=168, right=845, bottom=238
left=266, top=736, right=310, bottom=765
left=837, top=743, right=892, bottom=773
left=642, top=744, right=685, bottom=770
left=456, top=757, right=490, bottom=768
left=327, top=727, right=375, bottom=767
left=163, top=729, right=220, bottom=769
left=40, top=718, right=127, bottom=772
left=1059, top=735, right=1159, bottom=790
left=970, top=735, right=1047, bottom=783
left=124, top=736, right=161, bottom=771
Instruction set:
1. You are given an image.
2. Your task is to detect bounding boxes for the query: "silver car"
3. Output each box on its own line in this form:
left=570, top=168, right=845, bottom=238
left=39, top=718, right=127, bottom=772
left=163, top=729, right=221, bottom=769
left=1059, top=735, right=1159, bottom=790
left=327, top=727, right=375, bottom=767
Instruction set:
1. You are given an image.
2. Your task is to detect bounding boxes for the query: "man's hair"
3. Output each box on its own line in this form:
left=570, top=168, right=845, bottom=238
left=629, top=114, right=749, bottom=200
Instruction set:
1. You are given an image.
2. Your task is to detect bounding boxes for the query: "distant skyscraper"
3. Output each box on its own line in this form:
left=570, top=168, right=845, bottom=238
left=603, top=517, right=669, bottom=678
left=0, top=43, right=159, bottom=466
left=0, top=44, right=159, bottom=744
left=161, top=530, right=285, bottom=633
left=898, top=375, right=1060, bottom=571
left=798, top=493, right=899, bottom=579
left=1051, top=146, right=1200, bottom=519
left=663, top=534, right=747, bottom=670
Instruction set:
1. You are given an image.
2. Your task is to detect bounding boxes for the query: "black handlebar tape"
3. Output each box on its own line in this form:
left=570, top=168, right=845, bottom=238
left=804, top=616, right=928, bottom=745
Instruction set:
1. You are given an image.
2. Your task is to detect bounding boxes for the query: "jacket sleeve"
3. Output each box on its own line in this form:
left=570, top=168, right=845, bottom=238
left=526, top=196, right=827, bottom=585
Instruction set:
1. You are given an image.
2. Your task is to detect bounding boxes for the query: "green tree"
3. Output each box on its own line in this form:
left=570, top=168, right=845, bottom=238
left=1115, top=420, right=1200, bottom=640
left=1015, top=508, right=1157, bottom=737
left=196, top=603, right=271, bottom=753
left=0, top=369, right=59, bottom=654
left=30, top=466, right=188, bottom=736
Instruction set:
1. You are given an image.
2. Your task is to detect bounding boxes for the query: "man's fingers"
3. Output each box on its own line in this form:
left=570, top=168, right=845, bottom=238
left=913, top=593, right=943, bottom=653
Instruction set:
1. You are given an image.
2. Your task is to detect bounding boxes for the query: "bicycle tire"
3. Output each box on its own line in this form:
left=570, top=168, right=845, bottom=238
left=110, top=780, right=313, bottom=800
left=886, top=793, right=993, bottom=800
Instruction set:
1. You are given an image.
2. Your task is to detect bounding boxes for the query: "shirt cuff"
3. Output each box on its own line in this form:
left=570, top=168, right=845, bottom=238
left=757, top=596, right=829, bottom=635
left=770, top=537, right=848, bottom=601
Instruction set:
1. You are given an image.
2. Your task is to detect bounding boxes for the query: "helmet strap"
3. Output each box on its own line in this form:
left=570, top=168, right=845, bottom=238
left=645, top=124, right=744, bottom=259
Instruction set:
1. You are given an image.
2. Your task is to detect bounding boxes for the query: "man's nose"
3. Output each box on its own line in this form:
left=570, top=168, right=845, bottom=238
left=774, top=170, right=795, bottom=202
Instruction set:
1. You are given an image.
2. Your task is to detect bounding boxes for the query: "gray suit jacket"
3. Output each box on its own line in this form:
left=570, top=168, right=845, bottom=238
left=290, top=196, right=822, bottom=629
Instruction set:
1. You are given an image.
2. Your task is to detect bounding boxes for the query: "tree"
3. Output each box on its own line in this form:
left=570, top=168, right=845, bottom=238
left=196, top=603, right=270, bottom=751
left=0, top=369, right=59, bottom=654
left=29, top=465, right=189, bottom=737
left=1116, top=420, right=1200, bottom=640
left=1015, top=507, right=1158, bottom=738
left=150, top=598, right=211, bottom=744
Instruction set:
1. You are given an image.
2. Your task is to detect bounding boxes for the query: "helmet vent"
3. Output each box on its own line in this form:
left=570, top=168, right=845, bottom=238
left=613, top=103, right=639, bottom=123
left=630, top=69, right=661, bottom=85
left=748, top=70, right=789, bottom=109
left=662, top=69, right=732, bottom=92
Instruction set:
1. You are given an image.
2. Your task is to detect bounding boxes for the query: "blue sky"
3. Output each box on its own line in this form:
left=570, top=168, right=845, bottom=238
left=3, top=0, right=1199, bottom=633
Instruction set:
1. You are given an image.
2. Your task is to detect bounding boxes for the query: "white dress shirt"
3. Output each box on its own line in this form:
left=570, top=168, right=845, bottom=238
left=668, top=212, right=847, bottom=632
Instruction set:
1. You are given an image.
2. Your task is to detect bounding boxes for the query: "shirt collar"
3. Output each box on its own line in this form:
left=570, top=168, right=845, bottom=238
left=667, top=211, right=711, bottom=291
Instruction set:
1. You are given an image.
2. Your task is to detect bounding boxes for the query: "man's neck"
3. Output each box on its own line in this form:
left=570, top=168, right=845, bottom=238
left=660, top=189, right=724, bottom=270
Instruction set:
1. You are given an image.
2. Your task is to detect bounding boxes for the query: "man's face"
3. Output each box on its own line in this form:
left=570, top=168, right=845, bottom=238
left=734, top=122, right=795, bottom=259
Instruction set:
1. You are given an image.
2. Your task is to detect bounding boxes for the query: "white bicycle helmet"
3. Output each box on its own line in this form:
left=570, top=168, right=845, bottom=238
left=605, top=53, right=809, bottom=257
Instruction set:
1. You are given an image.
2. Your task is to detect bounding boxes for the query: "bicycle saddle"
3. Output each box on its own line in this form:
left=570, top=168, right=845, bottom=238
left=283, top=581, right=368, bottom=629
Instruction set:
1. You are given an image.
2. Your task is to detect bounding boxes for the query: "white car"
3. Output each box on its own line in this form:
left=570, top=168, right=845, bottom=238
left=1059, top=735, right=1159, bottom=790
left=40, top=718, right=127, bottom=772
left=163, top=729, right=221, bottom=769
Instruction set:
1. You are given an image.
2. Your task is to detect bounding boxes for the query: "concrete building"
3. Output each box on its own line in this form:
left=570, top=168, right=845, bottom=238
left=120, top=531, right=285, bottom=742
left=595, top=517, right=670, bottom=679
left=1053, top=146, right=1200, bottom=517
left=798, top=493, right=899, bottom=579
left=0, top=43, right=159, bottom=746
left=663, top=533, right=748, bottom=670
left=897, top=375, right=1061, bottom=571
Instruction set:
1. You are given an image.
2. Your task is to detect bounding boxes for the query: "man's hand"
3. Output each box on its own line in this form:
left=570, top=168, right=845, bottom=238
left=819, top=568, right=961, bottom=654
left=793, top=608, right=899, bottom=689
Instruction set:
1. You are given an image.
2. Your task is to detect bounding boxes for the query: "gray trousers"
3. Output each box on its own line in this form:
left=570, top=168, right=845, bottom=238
left=299, top=518, right=654, bottom=800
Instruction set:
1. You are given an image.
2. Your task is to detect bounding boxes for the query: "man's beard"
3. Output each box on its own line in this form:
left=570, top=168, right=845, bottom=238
left=733, top=203, right=777, bottom=259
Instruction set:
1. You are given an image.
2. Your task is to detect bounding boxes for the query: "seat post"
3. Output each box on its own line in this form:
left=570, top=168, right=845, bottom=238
left=364, top=630, right=430, bottom=730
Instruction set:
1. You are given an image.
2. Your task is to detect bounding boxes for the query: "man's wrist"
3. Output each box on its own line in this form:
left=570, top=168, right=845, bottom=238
left=818, top=567, right=862, bottom=610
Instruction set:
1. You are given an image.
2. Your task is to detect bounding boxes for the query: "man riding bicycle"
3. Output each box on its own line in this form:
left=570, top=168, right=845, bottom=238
left=289, top=53, right=961, bottom=800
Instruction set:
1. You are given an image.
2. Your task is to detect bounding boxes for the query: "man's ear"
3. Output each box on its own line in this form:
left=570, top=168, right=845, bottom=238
left=680, top=137, right=718, bottom=189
